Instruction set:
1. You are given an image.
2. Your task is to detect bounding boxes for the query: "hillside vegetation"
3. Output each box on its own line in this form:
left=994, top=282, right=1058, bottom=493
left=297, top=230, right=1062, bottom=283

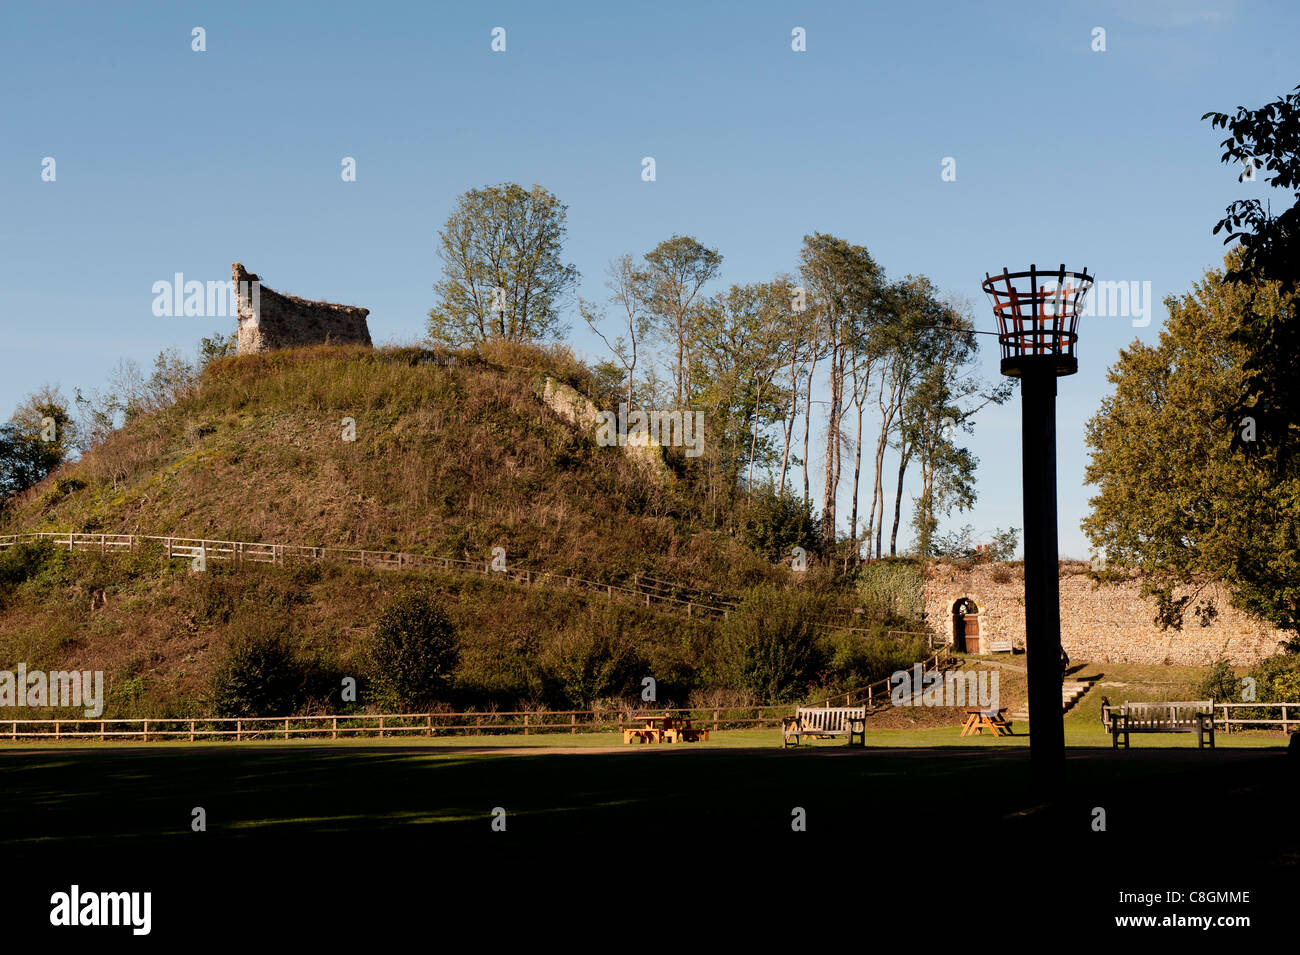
left=0, top=343, right=932, bottom=718
left=4, top=343, right=778, bottom=589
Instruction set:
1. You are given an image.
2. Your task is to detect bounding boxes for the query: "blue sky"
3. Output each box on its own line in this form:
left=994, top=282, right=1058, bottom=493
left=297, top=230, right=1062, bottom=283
left=2, top=0, right=1294, bottom=558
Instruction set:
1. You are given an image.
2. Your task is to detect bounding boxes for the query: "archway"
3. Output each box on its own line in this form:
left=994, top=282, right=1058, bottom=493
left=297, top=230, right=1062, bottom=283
left=951, top=597, right=982, bottom=653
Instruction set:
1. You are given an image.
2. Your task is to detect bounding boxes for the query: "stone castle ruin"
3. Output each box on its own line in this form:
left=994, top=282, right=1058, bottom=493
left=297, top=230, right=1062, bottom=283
left=234, top=263, right=372, bottom=355
left=924, top=562, right=1283, bottom=666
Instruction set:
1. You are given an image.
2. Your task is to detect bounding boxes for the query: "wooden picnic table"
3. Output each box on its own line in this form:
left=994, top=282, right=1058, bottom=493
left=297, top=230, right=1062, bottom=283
left=960, top=707, right=1012, bottom=737
left=622, top=714, right=709, bottom=744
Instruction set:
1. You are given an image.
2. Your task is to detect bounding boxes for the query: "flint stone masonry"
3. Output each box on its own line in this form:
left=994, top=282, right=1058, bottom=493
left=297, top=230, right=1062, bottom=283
left=234, top=263, right=372, bottom=355
left=923, top=562, right=1284, bottom=666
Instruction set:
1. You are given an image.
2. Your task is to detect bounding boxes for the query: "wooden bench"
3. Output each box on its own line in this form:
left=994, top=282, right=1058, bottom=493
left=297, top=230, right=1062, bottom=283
left=1109, top=700, right=1215, bottom=749
left=782, top=706, right=866, bottom=748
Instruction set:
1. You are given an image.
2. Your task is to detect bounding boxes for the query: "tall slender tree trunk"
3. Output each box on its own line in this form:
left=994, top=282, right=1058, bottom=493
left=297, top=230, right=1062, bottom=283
left=778, top=354, right=801, bottom=493
left=822, top=336, right=844, bottom=548
left=872, top=376, right=901, bottom=562
left=890, top=441, right=910, bottom=555
left=865, top=376, right=886, bottom=562
left=848, top=388, right=866, bottom=567
left=802, top=352, right=819, bottom=507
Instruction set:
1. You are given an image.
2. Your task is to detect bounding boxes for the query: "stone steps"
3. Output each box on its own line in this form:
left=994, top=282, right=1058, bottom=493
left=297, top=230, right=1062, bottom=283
left=1011, top=680, right=1092, bottom=722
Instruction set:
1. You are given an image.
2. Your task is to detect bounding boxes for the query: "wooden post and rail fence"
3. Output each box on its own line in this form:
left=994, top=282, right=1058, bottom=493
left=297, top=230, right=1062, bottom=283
left=0, top=531, right=738, bottom=620
left=7, top=698, right=1295, bottom=743
left=0, top=648, right=961, bottom=743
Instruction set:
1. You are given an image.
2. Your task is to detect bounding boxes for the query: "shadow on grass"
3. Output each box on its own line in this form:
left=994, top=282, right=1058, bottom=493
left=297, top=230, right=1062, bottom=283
left=2, top=743, right=1294, bottom=936
left=0, top=744, right=1290, bottom=853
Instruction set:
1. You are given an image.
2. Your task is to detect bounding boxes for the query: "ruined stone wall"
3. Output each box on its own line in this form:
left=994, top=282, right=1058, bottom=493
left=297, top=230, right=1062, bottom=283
left=539, top=377, right=670, bottom=483
left=234, top=263, right=372, bottom=355
left=922, top=562, right=1283, bottom=666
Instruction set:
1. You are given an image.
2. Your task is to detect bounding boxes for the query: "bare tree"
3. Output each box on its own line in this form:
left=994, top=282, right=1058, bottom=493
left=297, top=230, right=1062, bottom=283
left=580, top=254, right=650, bottom=413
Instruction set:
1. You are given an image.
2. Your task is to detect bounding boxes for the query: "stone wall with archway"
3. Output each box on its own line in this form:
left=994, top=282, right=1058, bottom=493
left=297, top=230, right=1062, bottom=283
left=922, top=562, right=1281, bottom=665
left=946, top=595, right=987, bottom=651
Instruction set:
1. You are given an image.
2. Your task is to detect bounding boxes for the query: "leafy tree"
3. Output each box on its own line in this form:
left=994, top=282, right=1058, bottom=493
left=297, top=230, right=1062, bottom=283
left=640, top=235, right=723, bottom=409
left=0, top=387, right=75, bottom=509
left=1082, top=255, right=1299, bottom=638
left=427, top=183, right=579, bottom=347
left=900, top=296, right=1007, bottom=558
left=1203, top=84, right=1300, bottom=462
left=774, top=279, right=820, bottom=495
left=691, top=280, right=791, bottom=498
left=798, top=234, right=884, bottom=547
left=367, top=591, right=460, bottom=709
left=862, top=277, right=945, bottom=561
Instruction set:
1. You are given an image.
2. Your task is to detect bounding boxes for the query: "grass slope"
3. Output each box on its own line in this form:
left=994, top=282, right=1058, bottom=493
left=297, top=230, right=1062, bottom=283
left=2, top=344, right=776, bottom=592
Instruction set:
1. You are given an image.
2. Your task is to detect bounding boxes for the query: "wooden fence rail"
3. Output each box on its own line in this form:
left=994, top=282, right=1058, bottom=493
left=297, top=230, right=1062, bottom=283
left=0, top=533, right=951, bottom=644
left=0, top=531, right=737, bottom=620
left=0, top=653, right=959, bottom=743
left=1214, top=702, right=1300, bottom=733
left=2, top=706, right=796, bottom=742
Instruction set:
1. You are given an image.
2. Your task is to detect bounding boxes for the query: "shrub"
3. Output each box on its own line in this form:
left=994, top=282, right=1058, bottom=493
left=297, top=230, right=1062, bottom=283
left=932, top=525, right=1020, bottom=564
left=40, top=476, right=87, bottom=507
left=741, top=486, right=819, bottom=562
left=544, top=608, right=643, bottom=708
left=715, top=586, right=830, bottom=703
left=824, top=629, right=930, bottom=691
left=367, top=590, right=459, bottom=710
left=0, top=538, right=65, bottom=589
left=209, top=626, right=309, bottom=717
left=1196, top=652, right=1238, bottom=701
left=1246, top=652, right=1300, bottom=703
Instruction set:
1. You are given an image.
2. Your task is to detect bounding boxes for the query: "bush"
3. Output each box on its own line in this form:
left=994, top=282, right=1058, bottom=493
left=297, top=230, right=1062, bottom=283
left=741, top=486, right=819, bottom=562
left=209, top=626, right=310, bottom=717
left=544, top=608, right=643, bottom=708
left=1245, top=652, right=1300, bottom=703
left=824, top=628, right=930, bottom=691
left=1196, top=652, right=1239, bottom=701
left=0, top=539, right=65, bottom=589
left=715, top=586, right=830, bottom=703
left=932, top=525, right=1020, bottom=564
left=856, top=559, right=924, bottom=621
left=367, top=590, right=459, bottom=710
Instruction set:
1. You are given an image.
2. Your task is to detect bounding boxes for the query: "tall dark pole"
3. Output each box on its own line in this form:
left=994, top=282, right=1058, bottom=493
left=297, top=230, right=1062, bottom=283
left=983, top=264, right=1091, bottom=792
left=1019, top=368, right=1065, bottom=786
